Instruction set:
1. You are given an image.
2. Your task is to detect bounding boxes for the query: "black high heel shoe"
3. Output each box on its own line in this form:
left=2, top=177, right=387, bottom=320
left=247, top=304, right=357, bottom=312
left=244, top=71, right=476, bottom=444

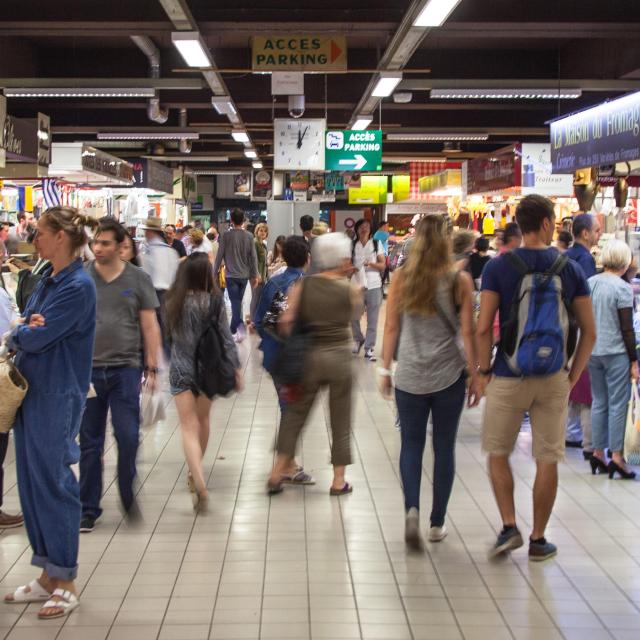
left=589, top=456, right=608, bottom=475
left=608, top=460, right=637, bottom=480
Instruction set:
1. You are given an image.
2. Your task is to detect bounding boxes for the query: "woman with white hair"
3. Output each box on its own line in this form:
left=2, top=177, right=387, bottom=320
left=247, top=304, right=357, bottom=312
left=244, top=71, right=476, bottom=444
left=267, top=233, right=362, bottom=495
left=588, top=239, right=637, bottom=479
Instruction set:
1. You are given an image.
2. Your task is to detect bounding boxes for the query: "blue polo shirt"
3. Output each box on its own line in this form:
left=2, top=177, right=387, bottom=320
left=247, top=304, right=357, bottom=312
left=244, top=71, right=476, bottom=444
left=565, top=242, right=596, bottom=279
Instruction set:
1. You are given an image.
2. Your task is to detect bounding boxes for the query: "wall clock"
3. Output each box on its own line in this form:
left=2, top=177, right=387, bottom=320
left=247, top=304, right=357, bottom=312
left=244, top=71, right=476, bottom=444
left=274, top=118, right=326, bottom=171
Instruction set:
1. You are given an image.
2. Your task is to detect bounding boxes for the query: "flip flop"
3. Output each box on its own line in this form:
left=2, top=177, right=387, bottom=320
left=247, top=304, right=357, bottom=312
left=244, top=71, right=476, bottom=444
left=5, top=580, right=51, bottom=604
left=281, top=467, right=316, bottom=485
left=37, top=589, right=79, bottom=619
left=329, top=483, right=353, bottom=496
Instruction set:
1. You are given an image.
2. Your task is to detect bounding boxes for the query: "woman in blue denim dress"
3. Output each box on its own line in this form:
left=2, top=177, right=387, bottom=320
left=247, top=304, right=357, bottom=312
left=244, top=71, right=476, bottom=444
left=3, top=207, right=96, bottom=619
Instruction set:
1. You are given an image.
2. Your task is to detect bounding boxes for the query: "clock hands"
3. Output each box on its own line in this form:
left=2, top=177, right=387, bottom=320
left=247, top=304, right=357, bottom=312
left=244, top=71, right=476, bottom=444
left=297, top=125, right=309, bottom=149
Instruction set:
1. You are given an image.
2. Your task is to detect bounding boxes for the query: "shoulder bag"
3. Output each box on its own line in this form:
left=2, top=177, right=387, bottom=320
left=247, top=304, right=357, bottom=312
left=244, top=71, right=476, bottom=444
left=0, top=348, right=28, bottom=433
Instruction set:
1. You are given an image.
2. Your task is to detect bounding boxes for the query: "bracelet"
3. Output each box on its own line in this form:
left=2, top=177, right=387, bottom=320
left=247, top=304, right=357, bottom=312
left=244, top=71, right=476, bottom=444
left=377, top=367, right=392, bottom=377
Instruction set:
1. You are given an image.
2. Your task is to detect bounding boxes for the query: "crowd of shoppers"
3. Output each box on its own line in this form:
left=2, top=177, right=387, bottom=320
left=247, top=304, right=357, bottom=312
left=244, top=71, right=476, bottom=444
left=3, top=195, right=640, bottom=626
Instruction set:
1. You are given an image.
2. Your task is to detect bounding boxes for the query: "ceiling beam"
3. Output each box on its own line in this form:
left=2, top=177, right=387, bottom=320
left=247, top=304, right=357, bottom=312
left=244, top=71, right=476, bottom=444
left=0, top=78, right=205, bottom=90
left=399, top=78, right=640, bottom=91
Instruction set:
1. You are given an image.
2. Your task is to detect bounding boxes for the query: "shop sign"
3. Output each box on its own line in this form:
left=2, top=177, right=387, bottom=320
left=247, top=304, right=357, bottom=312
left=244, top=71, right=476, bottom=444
left=520, top=143, right=573, bottom=196
left=0, top=95, right=6, bottom=168
left=81, top=145, right=133, bottom=182
left=348, top=175, right=387, bottom=204
left=467, top=145, right=521, bottom=194
left=252, top=35, right=347, bottom=72
left=131, top=158, right=174, bottom=193
left=325, top=130, right=382, bottom=172
left=37, top=113, right=51, bottom=171
left=551, top=91, right=640, bottom=173
left=252, top=170, right=273, bottom=200
left=325, top=171, right=344, bottom=192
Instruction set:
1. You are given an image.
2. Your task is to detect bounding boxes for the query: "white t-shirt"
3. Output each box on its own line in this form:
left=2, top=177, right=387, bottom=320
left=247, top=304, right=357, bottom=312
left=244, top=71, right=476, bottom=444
left=353, top=239, right=385, bottom=290
left=0, top=287, right=17, bottom=337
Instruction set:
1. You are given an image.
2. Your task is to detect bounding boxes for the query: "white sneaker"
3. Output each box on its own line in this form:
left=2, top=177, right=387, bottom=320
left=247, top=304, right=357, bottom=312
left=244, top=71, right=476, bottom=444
left=404, top=507, right=423, bottom=550
left=428, top=524, right=448, bottom=542
left=365, top=348, right=377, bottom=362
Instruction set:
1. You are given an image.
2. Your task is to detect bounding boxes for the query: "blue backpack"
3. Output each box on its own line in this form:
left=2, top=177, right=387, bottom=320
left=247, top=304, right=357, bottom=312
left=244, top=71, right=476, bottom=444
left=501, top=252, right=577, bottom=376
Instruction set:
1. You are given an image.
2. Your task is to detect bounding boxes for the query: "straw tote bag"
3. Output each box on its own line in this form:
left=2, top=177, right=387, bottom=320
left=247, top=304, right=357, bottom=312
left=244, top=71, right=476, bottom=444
left=0, top=353, right=28, bottom=433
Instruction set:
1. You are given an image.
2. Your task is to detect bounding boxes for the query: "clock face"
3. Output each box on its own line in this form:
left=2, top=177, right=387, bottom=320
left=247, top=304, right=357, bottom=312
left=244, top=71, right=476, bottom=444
left=274, top=118, right=326, bottom=171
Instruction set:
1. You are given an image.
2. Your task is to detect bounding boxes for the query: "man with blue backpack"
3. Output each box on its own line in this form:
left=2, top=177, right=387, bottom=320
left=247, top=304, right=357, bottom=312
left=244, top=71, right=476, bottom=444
left=477, top=195, right=596, bottom=562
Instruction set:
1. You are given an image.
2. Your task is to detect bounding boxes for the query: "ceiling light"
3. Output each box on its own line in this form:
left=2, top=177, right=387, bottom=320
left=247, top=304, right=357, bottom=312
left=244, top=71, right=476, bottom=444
left=252, top=161, right=263, bottom=169
left=211, top=96, right=237, bottom=116
left=351, top=116, right=373, bottom=130
left=171, top=31, right=213, bottom=68
left=414, top=0, right=462, bottom=27
left=143, top=155, right=229, bottom=162
left=97, top=132, right=199, bottom=141
left=244, top=149, right=257, bottom=159
left=3, top=87, right=156, bottom=98
left=430, top=88, right=582, bottom=100
left=387, top=133, right=489, bottom=141
left=371, top=72, right=403, bottom=98
left=231, top=130, right=250, bottom=143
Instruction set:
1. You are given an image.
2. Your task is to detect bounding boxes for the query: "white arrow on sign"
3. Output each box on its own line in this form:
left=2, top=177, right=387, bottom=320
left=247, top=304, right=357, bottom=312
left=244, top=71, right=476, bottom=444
left=338, top=154, right=367, bottom=170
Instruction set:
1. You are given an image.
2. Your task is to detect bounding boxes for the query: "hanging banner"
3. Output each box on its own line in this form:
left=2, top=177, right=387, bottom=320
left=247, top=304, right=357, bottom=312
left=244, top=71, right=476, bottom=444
left=520, top=143, right=573, bottom=196
left=252, top=35, right=347, bottom=72
left=551, top=91, right=640, bottom=173
left=0, top=95, right=6, bottom=168
left=325, top=130, right=382, bottom=172
left=234, top=173, right=251, bottom=195
left=252, top=170, right=273, bottom=200
left=132, top=158, right=174, bottom=193
left=467, top=146, right=521, bottom=194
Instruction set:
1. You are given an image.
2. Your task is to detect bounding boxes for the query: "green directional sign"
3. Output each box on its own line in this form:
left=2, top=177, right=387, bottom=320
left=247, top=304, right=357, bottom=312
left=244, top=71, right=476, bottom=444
left=325, top=129, right=382, bottom=172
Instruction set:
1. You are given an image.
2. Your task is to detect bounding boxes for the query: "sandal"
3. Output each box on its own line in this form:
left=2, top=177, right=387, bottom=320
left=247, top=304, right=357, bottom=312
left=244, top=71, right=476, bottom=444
left=267, top=480, right=283, bottom=495
left=37, top=589, right=79, bottom=619
left=281, top=467, right=315, bottom=485
left=187, top=473, right=196, bottom=494
left=330, top=483, right=353, bottom=496
left=4, top=579, right=51, bottom=604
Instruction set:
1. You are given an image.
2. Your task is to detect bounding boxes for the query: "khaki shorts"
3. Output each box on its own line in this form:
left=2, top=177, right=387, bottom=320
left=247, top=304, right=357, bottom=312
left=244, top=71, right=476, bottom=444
left=482, top=371, right=571, bottom=462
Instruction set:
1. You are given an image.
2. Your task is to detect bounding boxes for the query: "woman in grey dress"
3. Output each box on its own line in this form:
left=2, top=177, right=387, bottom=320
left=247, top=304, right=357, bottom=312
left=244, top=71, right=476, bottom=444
left=165, top=253, right=242, bottom=510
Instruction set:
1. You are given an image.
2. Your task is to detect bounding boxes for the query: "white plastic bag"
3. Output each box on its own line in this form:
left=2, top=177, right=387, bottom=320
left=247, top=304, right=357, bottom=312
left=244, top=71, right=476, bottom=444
left=624, top=382, right=640, bottom=465
left=140, top=382, right=166, bottom=428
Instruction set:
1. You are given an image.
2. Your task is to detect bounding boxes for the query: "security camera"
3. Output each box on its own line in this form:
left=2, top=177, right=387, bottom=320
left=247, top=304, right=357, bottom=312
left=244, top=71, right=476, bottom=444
left=288, top=95, right=305, bottom=118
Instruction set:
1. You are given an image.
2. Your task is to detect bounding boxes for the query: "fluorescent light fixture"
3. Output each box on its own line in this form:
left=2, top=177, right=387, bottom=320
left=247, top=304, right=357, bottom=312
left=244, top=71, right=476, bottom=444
left=211, top=96, right=237, bottom=116
left=231, top=130, right=250, bottom=143
left=4, top=87, right=156, bottom=98
left=371, top=72, right=403, bottom=98
left=387, top=132, right=489, bottom=141
left=171, top=31, right=213, bottom=68
left=430, top=88, right=582, bottom=100
left=351, top=115, right=373, bottom=130
left=143, top=155, right=229, bottom=162
left=252, top=161, right=263, bottom=169
left=244, top=149, right=257, bottom=159
left=414, top=0, right=462, bottom=27
left=97, top=132, right=199, bottom=141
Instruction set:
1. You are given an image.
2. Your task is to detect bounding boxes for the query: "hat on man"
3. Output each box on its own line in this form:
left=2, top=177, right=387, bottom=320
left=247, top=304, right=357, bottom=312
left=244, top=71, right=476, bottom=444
left=138, top=217, right=164, bottom=232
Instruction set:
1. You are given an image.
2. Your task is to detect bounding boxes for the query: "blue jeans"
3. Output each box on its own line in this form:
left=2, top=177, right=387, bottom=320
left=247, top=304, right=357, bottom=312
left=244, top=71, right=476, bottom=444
left=589, top=354, right=631, bottom=452
left=226, top=277, right=248, bottom=335
left=396, top=375, right=465, bottom=527
left=80, top=367, right=143, bottom=518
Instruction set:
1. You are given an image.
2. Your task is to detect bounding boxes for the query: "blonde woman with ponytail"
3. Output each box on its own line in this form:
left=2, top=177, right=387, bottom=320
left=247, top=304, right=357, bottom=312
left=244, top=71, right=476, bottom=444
left=3, top=207, right=97, bottom=619
left=381, top=214, right=481, bottom=550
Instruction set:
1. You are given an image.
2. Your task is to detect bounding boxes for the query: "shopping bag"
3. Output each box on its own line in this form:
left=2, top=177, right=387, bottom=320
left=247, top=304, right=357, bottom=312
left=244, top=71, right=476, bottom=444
left=624, top=383, right=640, bottom=465
left=140, top=382, right=166, bottom=428
left=0, top=353, right=28, bottom=433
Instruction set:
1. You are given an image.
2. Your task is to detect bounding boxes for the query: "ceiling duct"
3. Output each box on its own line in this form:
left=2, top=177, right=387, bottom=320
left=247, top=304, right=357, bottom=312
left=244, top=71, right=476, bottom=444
left=130, top=35, right=169, bottom=124
left=178, top=108, right=192, bottom=153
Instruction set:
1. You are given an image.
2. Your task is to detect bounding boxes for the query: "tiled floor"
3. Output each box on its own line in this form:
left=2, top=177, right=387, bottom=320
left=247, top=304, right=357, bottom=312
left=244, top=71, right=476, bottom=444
left=1, top=336, right=640, bottom=640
